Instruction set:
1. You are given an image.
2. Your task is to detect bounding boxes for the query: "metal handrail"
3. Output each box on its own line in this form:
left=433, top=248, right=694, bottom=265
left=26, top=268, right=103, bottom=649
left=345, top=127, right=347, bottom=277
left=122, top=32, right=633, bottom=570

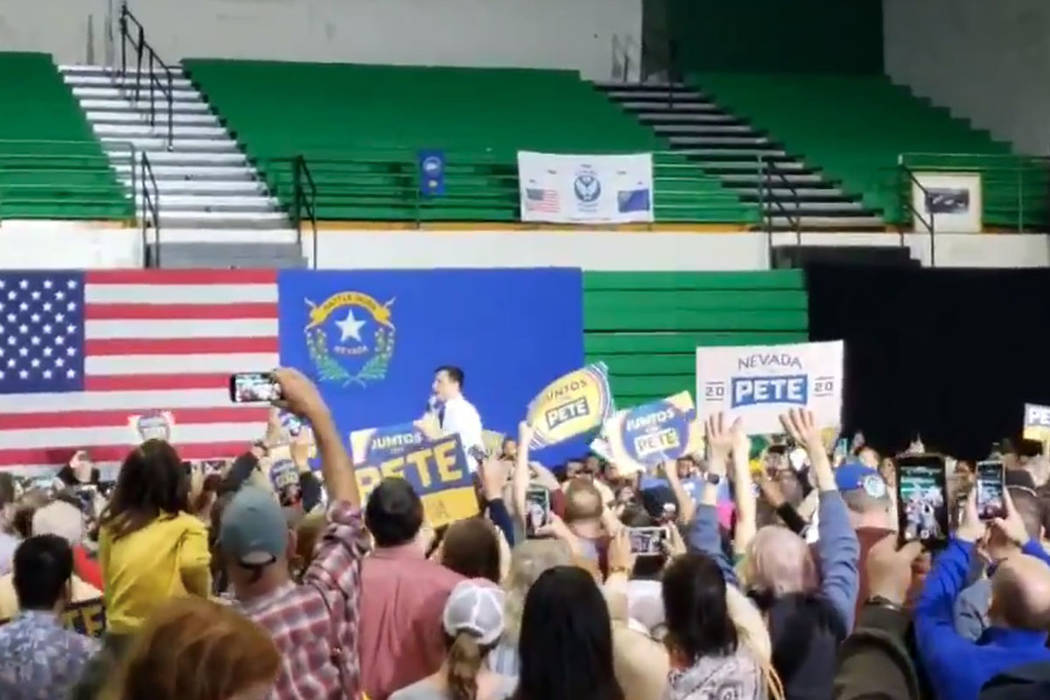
left=897, top=162, right=936, bottom=266
left=118, top=2, right=174, bottom=149
left=140, top=152, right=161, bottom=267
left=760, top=155, right=801, bottom=241
left=291, top=155, right=319, bottom=269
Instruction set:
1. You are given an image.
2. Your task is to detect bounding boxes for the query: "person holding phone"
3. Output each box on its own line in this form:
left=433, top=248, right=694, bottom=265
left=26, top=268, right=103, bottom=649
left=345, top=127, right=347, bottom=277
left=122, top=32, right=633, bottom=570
left=915, top=489, right=1050, bottom=700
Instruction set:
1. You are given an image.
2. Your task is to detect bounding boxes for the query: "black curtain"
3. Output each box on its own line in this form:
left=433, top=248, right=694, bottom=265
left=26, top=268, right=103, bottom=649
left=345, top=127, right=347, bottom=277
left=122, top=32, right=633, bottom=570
left=806, top=265, right=1050, bottom=460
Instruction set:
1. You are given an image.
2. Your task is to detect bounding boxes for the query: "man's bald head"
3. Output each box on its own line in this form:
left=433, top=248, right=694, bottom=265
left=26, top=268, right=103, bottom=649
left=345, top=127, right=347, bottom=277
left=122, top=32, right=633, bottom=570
left=989, top=553, right=1050, bottom=630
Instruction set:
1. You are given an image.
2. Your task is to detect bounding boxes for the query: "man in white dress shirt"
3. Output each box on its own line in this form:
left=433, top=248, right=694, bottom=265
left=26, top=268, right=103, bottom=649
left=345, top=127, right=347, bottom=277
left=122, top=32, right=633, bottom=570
left=427, top=365, right=484, bottom=469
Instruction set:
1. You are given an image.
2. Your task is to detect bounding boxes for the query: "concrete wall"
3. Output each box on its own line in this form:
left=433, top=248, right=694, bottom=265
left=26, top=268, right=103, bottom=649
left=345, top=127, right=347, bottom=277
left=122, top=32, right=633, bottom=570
left=0, top=0, right=639, bottom=79
left=884, top=0, right=1050, bottom=155
left=4, top=222, right=1048, bottom=270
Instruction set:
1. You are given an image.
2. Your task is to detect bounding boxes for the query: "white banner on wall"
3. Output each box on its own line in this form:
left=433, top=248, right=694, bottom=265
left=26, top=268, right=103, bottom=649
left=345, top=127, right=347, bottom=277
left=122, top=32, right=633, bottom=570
left=912, top=172, right=983, bottom=233
left=696, top=340, right=844, bottom=435
left=517, top=151, right=654, bottom=224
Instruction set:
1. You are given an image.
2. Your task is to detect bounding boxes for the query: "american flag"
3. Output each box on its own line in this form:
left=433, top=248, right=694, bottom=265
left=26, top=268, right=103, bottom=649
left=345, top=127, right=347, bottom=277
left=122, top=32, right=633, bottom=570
left=0, top=270, right=277, bottom=476
left=524, top=187, right=560, bottom=213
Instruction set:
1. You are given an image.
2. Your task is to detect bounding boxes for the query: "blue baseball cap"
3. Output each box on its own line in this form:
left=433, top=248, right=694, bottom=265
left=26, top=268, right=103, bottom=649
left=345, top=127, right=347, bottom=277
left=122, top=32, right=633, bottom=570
left=835, top=462, right=888, bottom=498
left=219, top=486, right=289, bottom=567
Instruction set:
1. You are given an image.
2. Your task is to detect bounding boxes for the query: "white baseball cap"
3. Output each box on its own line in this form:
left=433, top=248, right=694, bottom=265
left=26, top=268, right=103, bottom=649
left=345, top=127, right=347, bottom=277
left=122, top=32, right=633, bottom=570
left=443, top=579, right=506, bottom=646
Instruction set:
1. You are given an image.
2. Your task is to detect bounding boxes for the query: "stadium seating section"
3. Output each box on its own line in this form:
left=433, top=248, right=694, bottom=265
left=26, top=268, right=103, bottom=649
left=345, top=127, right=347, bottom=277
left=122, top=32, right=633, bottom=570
left=0, top=52, right=129, bottom=220
left=183, top=60, right=757, bottom=224
left=583, top=270, right=808, bottom=406
left=695, top=73, right=1047, bottom=228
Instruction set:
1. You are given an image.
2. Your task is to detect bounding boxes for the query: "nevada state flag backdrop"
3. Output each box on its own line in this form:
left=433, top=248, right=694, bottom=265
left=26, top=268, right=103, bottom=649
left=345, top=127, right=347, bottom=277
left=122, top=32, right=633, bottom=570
left=278, top=269, right=584, bottom=462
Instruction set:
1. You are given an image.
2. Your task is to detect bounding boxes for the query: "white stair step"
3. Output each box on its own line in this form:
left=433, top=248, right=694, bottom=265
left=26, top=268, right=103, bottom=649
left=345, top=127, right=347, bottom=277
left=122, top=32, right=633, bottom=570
left=730, top=186, right=846, bottom=198
left=64, top=74, right=194, bottom=89
left=135, top=193, right=276, bottom=209
left=72, top=86, right=201, bottom=101
left=620, top=101, right=718, bottom=112
left=605, top=89, right=705, bottom=100
left=121, top=179, right=265, bottom=195
left=86, top=110, right=219, bottom=126
left=60, top=64, right=185, bottom=77
left=637, top=112, right=737, bottom=124
left=721, top=172, right=824, bottom=185
left=95, top=123, right=227, bottom=138
left=767, top=201, right=867, bottom=213
left=149, top=211, right=290, bottom=229
left=103, top=138, right=238, bottom=154
left=666, top=136, right=771, bottom=146
left=593, top=80, right=686, bottom=89
left=80, top=98, right=209, bottom=113
left=650, top=124, right=752, bottom=134
left=112, top=151, right=246, bottom=165
left=115, top=163, right=257, bottom=180
left=674, top=148, right=788, bottom=157
left=770, top=215, right=885, bottom=229
left=144, top=228, right=300, bottom=244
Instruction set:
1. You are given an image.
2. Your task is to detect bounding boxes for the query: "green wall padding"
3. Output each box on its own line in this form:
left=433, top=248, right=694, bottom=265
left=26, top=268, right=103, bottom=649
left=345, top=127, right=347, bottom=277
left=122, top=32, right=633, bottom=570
left=669, top=0, right=883, bottom=75
left=583, top=270, right=809, bottom=407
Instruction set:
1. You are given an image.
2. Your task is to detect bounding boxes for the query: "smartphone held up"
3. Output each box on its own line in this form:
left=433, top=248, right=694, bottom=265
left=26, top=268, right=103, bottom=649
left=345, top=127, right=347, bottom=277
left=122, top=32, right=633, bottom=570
left=896, top=455, right=949, bottom=549
left=975, top=460, right=1006, bottom=521
left=229, top=372, right=282, bottom=403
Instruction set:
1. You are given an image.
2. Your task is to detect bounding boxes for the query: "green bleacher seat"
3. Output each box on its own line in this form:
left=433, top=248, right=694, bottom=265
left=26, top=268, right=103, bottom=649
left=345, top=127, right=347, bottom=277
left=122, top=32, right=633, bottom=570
left=183, top=60, right=757, bottom=224
left=694, top=73, right=1040, bottom=228
left=583, top=270, right=809, bottom=406
left=0, top=52, right=130, bottom=220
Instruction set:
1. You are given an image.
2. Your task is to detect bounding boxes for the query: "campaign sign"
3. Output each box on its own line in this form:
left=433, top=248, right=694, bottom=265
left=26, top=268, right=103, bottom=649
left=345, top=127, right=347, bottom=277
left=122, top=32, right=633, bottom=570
left=1023, top=403, right=1050, bottom=443
left=128, top=410, right=174, bottom=444
left=603, top=391, right=702, bottom=473
left=62, top=598, right=107, bottom=638
left=696, top=340, right=844, bottom=435
left=526, top=363, right=613, bottom=448
left=350, top=423, right=478, bottom=527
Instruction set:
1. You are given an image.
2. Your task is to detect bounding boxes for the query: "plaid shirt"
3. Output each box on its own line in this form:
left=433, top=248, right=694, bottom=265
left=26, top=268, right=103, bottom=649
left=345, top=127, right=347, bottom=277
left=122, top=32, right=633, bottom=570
left=238, top=500, right=369, bottom=699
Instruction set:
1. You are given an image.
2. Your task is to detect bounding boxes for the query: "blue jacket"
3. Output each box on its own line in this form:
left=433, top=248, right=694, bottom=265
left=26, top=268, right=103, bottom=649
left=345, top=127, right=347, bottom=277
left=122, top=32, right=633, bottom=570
left=916, top=538, right=1050, bottom=699
left=953, top=540, right=1050, bottom=641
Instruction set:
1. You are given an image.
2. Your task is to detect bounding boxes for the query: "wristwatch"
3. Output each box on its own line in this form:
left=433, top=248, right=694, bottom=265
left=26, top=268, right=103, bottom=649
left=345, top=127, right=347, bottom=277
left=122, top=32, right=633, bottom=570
left=704, top=472, right=724, bottom=486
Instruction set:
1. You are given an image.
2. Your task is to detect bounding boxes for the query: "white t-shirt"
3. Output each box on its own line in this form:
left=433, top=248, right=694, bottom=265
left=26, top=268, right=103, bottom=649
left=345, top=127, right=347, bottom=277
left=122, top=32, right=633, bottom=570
left=439, top=393, right=483, bottom=467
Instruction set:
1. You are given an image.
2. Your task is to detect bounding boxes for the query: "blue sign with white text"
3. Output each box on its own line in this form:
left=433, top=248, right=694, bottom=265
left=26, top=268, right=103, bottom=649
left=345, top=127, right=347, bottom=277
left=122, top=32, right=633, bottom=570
left=419, top=150, right=446, bottom=197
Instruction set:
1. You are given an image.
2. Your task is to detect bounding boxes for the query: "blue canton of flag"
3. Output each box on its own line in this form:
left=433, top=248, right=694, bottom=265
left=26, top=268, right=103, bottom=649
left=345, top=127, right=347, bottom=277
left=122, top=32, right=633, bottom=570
left=617, top=188, right=651, bottom=213
left=0, top=272, right=86, bottom=395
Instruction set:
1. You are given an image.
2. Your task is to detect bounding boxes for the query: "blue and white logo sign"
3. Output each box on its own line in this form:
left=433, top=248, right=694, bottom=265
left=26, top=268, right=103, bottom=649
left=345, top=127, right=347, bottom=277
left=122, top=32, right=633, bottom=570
left=418, top=149, right=446, bottom=197
left=696, top=340, right=844, bottom=435
left=573, top=165, right=602, bottom=211
left=517, top=151, right=654, bottom=224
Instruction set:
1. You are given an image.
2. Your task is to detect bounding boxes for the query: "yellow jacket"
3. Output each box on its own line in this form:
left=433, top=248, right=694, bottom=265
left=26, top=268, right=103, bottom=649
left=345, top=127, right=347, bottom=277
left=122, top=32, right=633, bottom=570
left=99, top=512, right=211, bottom=634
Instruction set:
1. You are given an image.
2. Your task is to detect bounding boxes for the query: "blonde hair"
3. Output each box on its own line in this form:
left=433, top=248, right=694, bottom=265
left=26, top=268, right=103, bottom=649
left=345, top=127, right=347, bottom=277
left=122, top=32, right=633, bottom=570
left=741, top=525, right=818, bottom=596
left=502, top=539, right=572, bottom=644
left=104, top=597, right=279, bottom=700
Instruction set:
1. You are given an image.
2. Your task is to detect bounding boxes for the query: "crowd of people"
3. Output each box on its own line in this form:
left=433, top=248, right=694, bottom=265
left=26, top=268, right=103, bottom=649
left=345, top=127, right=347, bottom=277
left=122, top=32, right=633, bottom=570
left=1, top=367, right=1050, bottom=699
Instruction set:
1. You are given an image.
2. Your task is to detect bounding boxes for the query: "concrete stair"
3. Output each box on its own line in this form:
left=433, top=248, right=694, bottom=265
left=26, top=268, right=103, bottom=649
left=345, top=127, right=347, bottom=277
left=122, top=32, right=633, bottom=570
left=594, top=81, right=886, bottom=231
left=61, top=64, right=304, bottom=266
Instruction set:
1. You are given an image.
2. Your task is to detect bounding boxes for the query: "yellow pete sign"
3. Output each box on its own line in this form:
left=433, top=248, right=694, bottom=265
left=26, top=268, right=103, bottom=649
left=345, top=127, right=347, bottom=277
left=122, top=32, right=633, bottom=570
left=350, top=423, right=478, bottom=528
left=1, top=598, right=108, bottom=639
left=526, top=363, right=613, bottom=448
left=1023, top=403, right=1050, bottom=443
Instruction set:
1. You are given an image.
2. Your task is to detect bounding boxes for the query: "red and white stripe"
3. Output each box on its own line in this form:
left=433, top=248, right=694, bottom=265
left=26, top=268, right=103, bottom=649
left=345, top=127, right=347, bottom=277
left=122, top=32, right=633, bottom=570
left=0, top=270, right=278, bottom=475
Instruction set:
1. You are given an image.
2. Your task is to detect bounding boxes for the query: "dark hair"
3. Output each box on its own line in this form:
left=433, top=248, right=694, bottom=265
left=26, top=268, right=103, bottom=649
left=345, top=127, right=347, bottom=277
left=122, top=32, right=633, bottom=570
left=1008, top=486, right=1044, bottom=542
left=442, top=517, right=501, bottom=583
left=662, top=552, right=738, bottom=661
left=12, top=506, right=36, bottom=539
left=365, top=478, right=424, bottom=547
left=14, top=534, right=73, bottom=610
left=0, top=473, right=14, bottom=506
left=767, top=593, right=846, bottom=689
left=100, top=439, right=190, bottom=539
left=436, top=365, right=465, bottom=388
left=515, top=566, right=624, bottom=700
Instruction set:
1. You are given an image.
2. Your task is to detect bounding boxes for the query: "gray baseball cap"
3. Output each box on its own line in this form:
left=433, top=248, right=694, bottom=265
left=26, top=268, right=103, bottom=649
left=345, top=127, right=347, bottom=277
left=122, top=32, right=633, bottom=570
left=219, top=486, right=288, bottom=567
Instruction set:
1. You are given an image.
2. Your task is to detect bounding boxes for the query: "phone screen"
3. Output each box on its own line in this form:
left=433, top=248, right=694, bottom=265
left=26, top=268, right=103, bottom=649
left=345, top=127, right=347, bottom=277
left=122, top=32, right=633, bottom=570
left=229, top=373, right=282, bottom=403
left=897, top=456, right=948, bottom=548
left=524, top=487, right=550, bottom=538
left=976, top=460, right=1006, bottom=520
left=628, top=526, right=667, bottom=556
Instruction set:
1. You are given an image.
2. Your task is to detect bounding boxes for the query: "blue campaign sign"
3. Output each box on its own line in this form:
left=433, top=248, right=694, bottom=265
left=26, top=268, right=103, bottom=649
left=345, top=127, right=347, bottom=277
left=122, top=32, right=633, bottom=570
left=277, top=269, right=585, bottom=464
left=419, top=150, right=446, bottom=197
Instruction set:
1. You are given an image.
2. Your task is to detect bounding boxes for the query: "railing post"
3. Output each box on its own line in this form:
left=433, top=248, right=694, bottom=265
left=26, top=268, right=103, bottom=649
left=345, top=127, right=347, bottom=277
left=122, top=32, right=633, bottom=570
left=167, top=72, right=174, bottom=149
left=1018, top=159, right=1024, bottom=233
left=293, top=156, right=303, bottom=236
